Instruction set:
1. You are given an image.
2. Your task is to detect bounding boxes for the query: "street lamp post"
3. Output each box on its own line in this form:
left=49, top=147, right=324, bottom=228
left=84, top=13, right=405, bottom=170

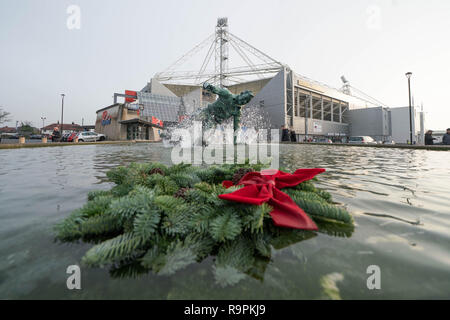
left=40, top=116, right=46, bottom=134
left=60, top=94, right=65, bottom=140
left=405, top=72, right=413, bottom=144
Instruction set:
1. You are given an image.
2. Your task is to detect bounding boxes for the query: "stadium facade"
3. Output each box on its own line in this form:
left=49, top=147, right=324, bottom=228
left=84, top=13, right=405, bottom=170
left=96, top=18, right=424, bottom=144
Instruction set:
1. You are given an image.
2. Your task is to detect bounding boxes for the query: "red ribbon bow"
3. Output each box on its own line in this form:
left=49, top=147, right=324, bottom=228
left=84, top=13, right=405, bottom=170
left=219, top=168, right=326, bottom=230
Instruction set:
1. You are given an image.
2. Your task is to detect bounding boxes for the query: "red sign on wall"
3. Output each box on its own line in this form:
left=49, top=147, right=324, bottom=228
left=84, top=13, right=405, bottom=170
left=101, top=111, right=112, bottom=126
left=125, top=90, right=137, bottom=103
left=152, top=116, right=163, bottom=127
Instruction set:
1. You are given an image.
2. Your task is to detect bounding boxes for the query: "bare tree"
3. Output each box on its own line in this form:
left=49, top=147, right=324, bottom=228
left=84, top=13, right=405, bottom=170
left=0, top=106, right=11, bottom=125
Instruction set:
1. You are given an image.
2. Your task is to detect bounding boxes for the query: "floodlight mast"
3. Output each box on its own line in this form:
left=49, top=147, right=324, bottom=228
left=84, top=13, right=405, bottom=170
left=340, top=76, right=351, bottom=95
left=339, top=75, right=389, bottom=108
left=216, top=17, right=229, bottom=87
left=153, top=17, right=284, bottom=87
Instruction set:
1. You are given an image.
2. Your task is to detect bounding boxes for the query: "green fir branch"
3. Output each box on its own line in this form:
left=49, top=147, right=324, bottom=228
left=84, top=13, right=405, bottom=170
left=80, top=214, right=123, bottom=237
left=209, top=209, right=242, bottom=242
left=82, top=233, right=148, bottom=267
left=133, top=209, right=161, bottom=240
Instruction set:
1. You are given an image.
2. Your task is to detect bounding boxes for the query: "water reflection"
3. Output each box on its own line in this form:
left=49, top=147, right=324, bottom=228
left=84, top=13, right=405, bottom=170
left=106, top=229, right=323, bottom=287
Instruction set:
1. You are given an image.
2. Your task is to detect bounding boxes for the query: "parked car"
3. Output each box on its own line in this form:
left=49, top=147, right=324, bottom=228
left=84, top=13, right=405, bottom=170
left=315, top=138, right=333, bottom=144
left=1, top=133, right=19, bottom=139
left=76, top=131, right=106, bottom=142
left=30, top=134, right=42, bottom=140
left=348, top=136, right=377, bottom=144
left=93, top=132, right=106, bottom=141
left=60, top=132, right=71, bottom=142
left=383, top=140, right=396, bottom=145
left=67, top=132, right=78, bottom=142
left=7, top=133, right=19, bottom=139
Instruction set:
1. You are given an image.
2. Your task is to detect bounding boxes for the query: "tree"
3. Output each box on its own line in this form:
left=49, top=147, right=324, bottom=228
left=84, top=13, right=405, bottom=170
left=18, top=121, right=38, bottom=137
left=0, top=106, right=10, bottom=125
left=20, top=121, right=33, bottom=131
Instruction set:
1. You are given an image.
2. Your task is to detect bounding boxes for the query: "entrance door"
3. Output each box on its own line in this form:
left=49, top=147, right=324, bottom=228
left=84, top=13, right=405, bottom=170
left=127, top=124, right=138, bottom=140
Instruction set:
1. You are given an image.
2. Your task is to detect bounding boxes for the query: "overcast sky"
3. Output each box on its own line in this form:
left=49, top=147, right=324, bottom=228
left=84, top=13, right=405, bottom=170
left=1, top=0, right=449, bottom=130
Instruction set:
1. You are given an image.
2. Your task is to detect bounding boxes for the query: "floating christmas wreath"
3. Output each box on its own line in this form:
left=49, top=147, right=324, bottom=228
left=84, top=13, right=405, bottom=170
left=55, top=161, right=354, bottom=286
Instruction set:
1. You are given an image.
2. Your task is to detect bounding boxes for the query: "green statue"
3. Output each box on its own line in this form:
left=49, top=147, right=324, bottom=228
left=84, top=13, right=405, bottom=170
left=201, top=82, right=254, bottom=142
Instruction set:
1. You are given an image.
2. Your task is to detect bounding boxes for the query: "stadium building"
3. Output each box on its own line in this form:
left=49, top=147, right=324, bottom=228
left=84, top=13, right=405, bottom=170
left=96, top=18, right=424, bottom=144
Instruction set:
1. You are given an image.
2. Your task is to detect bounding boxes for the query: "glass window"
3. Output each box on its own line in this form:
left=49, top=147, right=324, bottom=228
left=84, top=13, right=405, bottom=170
left=341, top=103, right=349, bottom=123
left=299, top=90, right=310, bottom=118
left=323, top=98, right=332, bottom=121
left=332, top=100, right=340, bottom=123
left=137, top=92, right=181, bottom=122
left=294, top=88, right=298, bottom=117
left=312, top=95, right=322, bottom=120
left=286, top=71, right=293, bottom=125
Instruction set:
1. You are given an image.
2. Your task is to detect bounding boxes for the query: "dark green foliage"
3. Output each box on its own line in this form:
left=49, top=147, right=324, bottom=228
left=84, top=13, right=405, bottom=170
left=108, top=186, right=155, bottom=224
left=141, top=245, right=167, bottom=271
left=253, top=232, right=272, bottom=258
left=87, top=190, right=112, bottom=201
left=106, top=166, right=129, bottom=185
left=216, top=236, right=255, bottom=272
left=241, top=203, right=272, bottom=233
left=284, top=188, right=353, bottom=224
left=111, top=184, right=134, bottom=197
left=313, top=216, right=355, bottom=238
left=209, top=209, right=242, bottom=242
left=82, top=195, right=113, bottom=217
left=153, top=195, right=187, bottom=212
left=184, top=233, right=216, bottom=260
left=316, top=189, right=333, bottom=203
left=187, top=204, right=215, bottom=233
left=107, top=196, right=140, bottom=224
left=154, top=195, right=191, bottom=236
left=55, top=161, right=354, bottom=285
left=284, top=189, right=324, bottom=203
left=296, top=180, right=317, bottom=193
left=144, top=173, right=166, bottom=188
left=294, top=196, right=352, bottom=224
left=194, top=165, right=230, bottom=184
left=82, top=233, right=148, bottom=267
left=109, top=260, right=150, bottom=279
left=80, top=214, right=122, bottom=237
left=140, top=238, right=199, bottom=275
left=54, top=209, right=85, bottom=241
left=133, top=209, right=161, bottom=240
left=169, top=172, right=201, bottom=188
left=269, top=228, right=317, bottom=250
left=151, top=175, right=179, bottom=196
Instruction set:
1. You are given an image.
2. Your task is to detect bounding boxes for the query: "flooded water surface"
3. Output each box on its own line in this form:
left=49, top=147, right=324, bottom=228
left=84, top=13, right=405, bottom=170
left=0, top=143, right=449, bottom=299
